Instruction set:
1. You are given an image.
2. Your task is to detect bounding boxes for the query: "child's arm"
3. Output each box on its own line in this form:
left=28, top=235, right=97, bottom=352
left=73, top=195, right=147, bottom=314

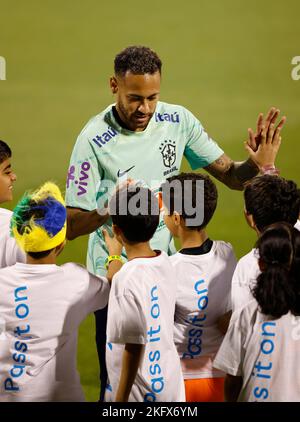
left=102, top=229, right=123, bottom=283
left=217, top=310, right=232, bottom=335
left=115, top=343, right=145, bottom=402
left=224, top=374, right=243, bottom=402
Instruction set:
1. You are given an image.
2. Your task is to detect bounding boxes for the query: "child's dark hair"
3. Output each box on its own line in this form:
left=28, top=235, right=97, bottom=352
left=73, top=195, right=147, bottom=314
left=161, top=172, right=218, bottom=230
left=15, top=198, right=54, bottom=259
left=253, top=223, right=300, bottom=318
left=0, top=140, right=11, bottom=164
left=244, top=175, right=300, bottom=232
left=110, top=186, right=159, bottom=243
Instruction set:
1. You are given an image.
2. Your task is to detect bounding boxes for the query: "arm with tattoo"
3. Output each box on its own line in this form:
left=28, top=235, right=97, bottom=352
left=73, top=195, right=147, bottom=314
left=205, top=155, right=259, bottom=191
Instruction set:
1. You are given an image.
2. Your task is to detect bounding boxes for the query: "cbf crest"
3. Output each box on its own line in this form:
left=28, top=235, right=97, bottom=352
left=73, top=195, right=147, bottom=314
left=159, top=140, right=176, bottom=168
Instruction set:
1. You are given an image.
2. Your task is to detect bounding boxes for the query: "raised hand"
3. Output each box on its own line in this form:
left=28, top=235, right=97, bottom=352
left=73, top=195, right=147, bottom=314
left=247, top=107, right=286, bottom=152
left=245, top=114, right=286, bottom=169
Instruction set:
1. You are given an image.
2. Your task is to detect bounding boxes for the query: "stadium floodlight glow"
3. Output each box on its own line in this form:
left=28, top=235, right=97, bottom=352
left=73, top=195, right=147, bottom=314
left=291, top=56, right=300, bottom=81
left=0, top=56, right=6, bottom=80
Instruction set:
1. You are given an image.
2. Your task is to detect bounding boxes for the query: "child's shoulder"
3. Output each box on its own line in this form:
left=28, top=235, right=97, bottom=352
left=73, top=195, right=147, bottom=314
left=0, top=207, right=12, bottom=222
left=60, top=262, right=89, bottom=275
left=169, top=240, right=235, bottom=263
left=236, top=249, right=257, bottom=268
left=213, top=240, right=235, bottom=255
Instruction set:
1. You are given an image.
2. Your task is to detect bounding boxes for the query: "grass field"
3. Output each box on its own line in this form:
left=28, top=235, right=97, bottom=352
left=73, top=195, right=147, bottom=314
left=1, top=0, right=300, bottom=401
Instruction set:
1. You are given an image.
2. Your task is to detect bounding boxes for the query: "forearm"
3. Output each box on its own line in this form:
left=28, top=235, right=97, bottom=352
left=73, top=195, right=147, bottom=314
left=115, top=343, right=144, bottom=402
left=106, top=259, right=123, bottom=283
left=66, top=207, right=109, bottom=240
left=205, top=156, right=259, bottom=191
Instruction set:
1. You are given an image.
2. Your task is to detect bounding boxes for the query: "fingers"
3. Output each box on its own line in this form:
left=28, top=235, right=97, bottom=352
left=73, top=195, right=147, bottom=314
left=247, top=128, right=257, bottom=151
left=266, top=123, right=275, bottom=144
left=260, top=125, right=267, bottom=146
left=269, top=109, right=280, bottom=126
left=276, top=115, right=286, bottom=131
left=256, top=113, right=264, bottom=134
left=273, top=116, right=286, bottom=145
left=244, top=141, right=255, bottom=158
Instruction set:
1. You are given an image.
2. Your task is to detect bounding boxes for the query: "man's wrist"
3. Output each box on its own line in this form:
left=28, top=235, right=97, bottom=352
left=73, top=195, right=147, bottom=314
left=260, top=164, right=280, bottom=176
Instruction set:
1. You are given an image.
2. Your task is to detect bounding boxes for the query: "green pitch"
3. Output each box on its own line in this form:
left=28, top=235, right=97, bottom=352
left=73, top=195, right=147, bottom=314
left=1, top=0, right=299, bottom=401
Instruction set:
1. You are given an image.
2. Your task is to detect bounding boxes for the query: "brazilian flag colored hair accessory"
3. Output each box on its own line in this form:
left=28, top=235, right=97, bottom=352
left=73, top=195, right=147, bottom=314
left=10, top=182, right=67, bottom=252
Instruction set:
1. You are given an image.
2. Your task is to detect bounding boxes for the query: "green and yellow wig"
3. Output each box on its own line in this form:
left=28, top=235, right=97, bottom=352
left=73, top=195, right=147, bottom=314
left=10, top=182, right=67, bottom=253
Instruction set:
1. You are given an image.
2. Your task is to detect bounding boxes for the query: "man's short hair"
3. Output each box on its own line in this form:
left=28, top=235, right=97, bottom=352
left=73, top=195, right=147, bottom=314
left=0, top=140, right=11, bottom=164
left=114, top=46, right=162, bottom=76
left=244, top=175, right=300, bottom=232
left=162, top=172, right=218, bottom=230
left=110, top=186, right=159, bottom=243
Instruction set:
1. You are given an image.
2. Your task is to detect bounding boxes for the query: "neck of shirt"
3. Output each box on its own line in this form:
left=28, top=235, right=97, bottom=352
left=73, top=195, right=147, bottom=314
left=179, top=238, right=213, bottom=255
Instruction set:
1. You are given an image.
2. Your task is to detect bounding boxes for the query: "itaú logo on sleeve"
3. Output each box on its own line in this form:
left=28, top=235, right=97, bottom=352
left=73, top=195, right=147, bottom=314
left=155, top=111, right=179, bottom=123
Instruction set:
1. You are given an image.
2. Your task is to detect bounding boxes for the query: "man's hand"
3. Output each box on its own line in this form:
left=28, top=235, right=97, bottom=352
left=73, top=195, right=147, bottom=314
left=247, top=107, right=286, bottom=153
left=245, top=113, right=285, bottom=169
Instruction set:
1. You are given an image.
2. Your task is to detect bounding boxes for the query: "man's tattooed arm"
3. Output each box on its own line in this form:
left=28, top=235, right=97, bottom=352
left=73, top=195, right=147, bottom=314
left=204, top=154, right=259, bottom=191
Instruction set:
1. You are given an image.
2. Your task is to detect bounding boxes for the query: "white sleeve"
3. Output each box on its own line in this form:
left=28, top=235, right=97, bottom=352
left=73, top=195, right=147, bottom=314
left=107, top=292, right=147, bottom=345
left=83, top=272, right=110, bottom=314
left=223, top=246, right=238, bottom=313
left=5, top=237, right=26, bottom=266
left=213, top=310, right=245, bottom=376
left=231, top=262, right=254, bottom=312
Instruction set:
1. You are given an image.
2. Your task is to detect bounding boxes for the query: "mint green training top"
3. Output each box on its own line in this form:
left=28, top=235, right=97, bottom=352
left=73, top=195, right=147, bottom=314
left=65, top=101, right=223, bottom=276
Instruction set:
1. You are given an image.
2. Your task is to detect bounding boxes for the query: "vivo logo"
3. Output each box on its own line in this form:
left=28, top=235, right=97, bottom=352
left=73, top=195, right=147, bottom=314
left=0, top=56, right=6, bottom=80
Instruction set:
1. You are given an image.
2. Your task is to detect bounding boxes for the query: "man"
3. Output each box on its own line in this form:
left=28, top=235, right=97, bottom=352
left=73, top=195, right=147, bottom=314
left=65, top=46, right=285, bottom=400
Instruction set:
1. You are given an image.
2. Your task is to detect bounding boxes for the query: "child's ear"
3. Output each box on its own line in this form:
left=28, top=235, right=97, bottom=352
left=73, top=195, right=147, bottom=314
left=173, top=211, right=181, bottom=226
left=244, top=209, right=256, bottom=229
left=258, top=258, right=266, bottom=272
left=112, top=224, right=121, bottom=236
left=112, top=224, right=124, bottom=243
left=55, top=241, right=65, bottom=257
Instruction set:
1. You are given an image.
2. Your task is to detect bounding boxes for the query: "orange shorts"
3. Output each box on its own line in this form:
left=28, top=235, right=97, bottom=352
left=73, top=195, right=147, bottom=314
left=184, top=377, right=225, bottom=402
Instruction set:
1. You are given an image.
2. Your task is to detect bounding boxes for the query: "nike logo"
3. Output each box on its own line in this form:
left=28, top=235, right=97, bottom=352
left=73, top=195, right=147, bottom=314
left=117, top=165, right=135, bottom=177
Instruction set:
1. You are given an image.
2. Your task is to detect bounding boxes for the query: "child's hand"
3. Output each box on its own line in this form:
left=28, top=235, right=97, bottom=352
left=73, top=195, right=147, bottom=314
left=102, top=229, right=123, bottom=256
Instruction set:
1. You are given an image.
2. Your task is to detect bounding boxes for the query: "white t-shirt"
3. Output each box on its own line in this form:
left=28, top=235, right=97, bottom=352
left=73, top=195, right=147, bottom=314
left=105, top=251, right=185, bottom=402
left=214, top=300, right=300, bottom=402
left=232, top=220, right=300, bottom=312
left=231, top=249, right=259, bottom=312
left=0, top=262, right=110, bottom=402
left=0, top=208, right=25, bottom=268
left=170, top=241, right=237, bottom=379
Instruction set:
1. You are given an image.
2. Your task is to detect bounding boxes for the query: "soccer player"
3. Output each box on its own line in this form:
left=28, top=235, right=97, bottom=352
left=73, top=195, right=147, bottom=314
left=0, top=182, right=110, bottom=401
left=231, top=175, right=300, bottom=312
left=103, top=185, right=185, bottom=402
left=162, top=173, right=236, bottom=401
left=214, top=223, right=300, bottom=402
left=65, top=46, right=285, bottom=399
left=0, top=140, right=25, bottom=267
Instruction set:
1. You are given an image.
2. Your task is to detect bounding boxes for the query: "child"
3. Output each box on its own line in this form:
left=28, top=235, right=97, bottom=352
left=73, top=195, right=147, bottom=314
left=231, top=175, right=300, bottom=312
left=0, top=140, right=25, bottom=267
left=214, top=222, right=300, bottom=401
left=161, top=172, right=237, bottom=402
left=103, top=185, right=185, bottom=402
left=0, top=182, right=110, bottom=401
